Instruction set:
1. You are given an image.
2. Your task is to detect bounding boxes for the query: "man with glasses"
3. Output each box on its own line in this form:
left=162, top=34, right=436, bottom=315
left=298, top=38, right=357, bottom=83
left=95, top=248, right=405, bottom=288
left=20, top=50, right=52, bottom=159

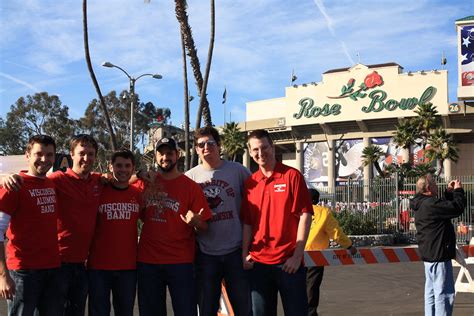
left=186, top=127, right=252, bottom=316
left=2, top=134, right=102, bottom=316
left=0, top=135, right=62, bottom=316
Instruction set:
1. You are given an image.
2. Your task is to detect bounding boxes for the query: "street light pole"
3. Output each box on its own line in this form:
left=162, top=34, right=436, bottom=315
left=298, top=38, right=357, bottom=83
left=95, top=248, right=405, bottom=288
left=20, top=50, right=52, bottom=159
left=102, top=61, right=162, bottom=151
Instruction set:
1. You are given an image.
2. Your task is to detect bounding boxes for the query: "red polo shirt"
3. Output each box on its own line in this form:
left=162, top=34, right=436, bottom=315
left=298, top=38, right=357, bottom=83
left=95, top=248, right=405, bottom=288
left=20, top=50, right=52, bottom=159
left=49, top=168, right=102, bottom=263
left=0, top=172, right=60, bottom=270
left=241, top=162, right=312, bottom=265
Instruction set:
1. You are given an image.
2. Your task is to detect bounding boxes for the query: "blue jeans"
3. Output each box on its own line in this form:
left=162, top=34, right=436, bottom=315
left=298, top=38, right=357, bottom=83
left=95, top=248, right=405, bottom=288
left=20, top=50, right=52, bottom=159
left=137, top=262, right=197, bottom=316
left=88, top=269, right=137, bottom=316
left=424, top=261, right=455, bottom=316
left=196, top=249, right=251, bottom=316
left=249, top=262, right=308, bottom=316
left=7, top=268, right=63, bottom=316
left=57, top=263, right=88, bottom=316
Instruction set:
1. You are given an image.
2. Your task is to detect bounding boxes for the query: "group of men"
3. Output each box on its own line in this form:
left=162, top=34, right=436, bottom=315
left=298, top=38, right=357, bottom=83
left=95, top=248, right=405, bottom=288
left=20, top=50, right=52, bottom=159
left=0, top=127, right=328, bottom=316
left=0, top=126, right=467, bottom=316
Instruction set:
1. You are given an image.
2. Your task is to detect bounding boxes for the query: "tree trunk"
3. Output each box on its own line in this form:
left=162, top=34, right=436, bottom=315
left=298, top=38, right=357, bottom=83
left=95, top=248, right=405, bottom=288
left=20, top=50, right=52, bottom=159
left=174, top=0, right=212, bottom=130
left=374, top=162, right=384, bottom=178
left=195, top=0, right=215, bottom=129
left=180, top=30, right=191, bottom=171
left=83, top=0, right=117, bottom=150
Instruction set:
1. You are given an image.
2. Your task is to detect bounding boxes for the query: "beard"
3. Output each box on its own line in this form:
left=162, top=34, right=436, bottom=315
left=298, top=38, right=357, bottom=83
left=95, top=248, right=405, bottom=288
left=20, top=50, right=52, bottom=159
left=157, top=161, right=177, bottom=173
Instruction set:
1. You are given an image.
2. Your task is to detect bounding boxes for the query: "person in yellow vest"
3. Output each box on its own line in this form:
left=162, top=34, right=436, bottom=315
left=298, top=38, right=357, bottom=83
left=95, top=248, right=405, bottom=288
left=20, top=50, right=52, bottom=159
left=305, top=188, right=357, bottom=316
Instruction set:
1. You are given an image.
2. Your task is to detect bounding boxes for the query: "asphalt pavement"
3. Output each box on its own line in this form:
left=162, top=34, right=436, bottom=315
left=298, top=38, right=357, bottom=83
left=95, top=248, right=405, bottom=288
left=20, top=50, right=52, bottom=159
left=1, top=261, right=473, bottom=315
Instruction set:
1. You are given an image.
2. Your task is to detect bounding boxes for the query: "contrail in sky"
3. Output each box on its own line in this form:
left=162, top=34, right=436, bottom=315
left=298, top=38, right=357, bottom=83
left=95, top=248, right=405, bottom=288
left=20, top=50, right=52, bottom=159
left=0, top=72, right=40, bottom=92
left=313, top=0, right=355, bottom=65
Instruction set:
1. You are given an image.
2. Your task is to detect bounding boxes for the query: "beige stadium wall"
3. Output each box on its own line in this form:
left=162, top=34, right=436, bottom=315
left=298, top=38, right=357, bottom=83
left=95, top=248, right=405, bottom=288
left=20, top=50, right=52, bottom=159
left=452, top=143, right=474, bottom=176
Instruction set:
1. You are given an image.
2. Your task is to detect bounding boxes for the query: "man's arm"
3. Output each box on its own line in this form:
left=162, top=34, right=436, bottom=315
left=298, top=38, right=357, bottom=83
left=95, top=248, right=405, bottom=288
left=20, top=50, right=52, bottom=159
left=242, top=224, right=254, bottom=270
left=0, top=213, right=15, bottom=300
left=180, top=208, right=208, bottom=232
left=283, top=212, right=312, bottom=274
left=1, top=174, right=23, bottom=192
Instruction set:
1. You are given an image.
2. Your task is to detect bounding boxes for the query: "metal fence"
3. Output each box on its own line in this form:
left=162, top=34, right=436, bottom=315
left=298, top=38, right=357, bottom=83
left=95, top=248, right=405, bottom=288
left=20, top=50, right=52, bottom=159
left=309, top=175, right=474, bottom=244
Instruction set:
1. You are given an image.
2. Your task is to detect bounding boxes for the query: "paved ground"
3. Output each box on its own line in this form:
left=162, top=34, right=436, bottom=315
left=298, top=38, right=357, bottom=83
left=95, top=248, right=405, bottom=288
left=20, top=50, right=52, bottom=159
left=1, top=261, right=473, bottom=315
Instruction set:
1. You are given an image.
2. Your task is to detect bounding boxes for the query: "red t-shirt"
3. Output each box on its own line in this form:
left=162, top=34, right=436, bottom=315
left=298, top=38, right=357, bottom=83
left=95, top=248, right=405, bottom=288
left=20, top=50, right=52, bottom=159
left=0, top=172, right=60, bottom=270
left=137, top=174, right=211, bottom=264
left=241, top=162, right=313, bottom=265
left=49, top=168, right=102, bottom=263
left=88, top=185, right=143, bottom=270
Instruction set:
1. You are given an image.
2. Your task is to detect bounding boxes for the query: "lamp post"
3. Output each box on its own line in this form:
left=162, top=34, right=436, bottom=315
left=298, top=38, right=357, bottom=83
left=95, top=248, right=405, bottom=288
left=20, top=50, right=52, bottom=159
left=102, top=61, right=162, bottom=151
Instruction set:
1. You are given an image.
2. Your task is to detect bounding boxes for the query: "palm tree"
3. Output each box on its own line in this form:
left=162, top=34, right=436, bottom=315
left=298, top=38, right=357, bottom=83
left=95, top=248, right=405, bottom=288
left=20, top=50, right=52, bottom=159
left=426, top=128, right=459, bottom=176
left=392, top=119, right=417, bottom=151
left=180, top=29, right=191, bottom=171
left=82, top=0, right=117, bottom=150
left=361, top=144, right=385, bottom=177
left=413, top=102, right=440, bottom=150
left=221, top=122, right=246, bottom=161
left=174, top=0, right=213, bottom=128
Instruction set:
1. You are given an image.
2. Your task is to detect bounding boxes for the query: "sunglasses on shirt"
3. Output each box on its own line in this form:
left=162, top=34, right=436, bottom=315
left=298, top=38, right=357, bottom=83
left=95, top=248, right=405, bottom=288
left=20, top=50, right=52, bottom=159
left=196, top=140, right=217, bottom=149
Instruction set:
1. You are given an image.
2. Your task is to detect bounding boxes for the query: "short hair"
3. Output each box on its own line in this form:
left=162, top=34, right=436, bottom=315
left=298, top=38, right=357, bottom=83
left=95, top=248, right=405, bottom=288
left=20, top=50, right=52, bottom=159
left=308, top=188, right=320, bottom=205
left=194, top=126, right=221, bottom=145
left=247, top=129, right=273, bottom=146
left=26, top=135, right=56, bottom=153
left=111, top=149, right=135, bottom=166
left=70, top=134, right=98, bottom=154
left=416, top=174, right=436, bottom=194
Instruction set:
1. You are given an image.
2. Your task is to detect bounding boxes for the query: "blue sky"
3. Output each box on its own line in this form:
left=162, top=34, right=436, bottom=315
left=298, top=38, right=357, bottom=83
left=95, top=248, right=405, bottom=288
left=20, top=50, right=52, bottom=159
left=0, top=0, right=472, bottom=128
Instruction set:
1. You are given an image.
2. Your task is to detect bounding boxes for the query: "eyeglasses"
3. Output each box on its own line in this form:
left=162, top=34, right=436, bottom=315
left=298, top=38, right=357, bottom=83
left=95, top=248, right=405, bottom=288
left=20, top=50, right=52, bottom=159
left=196, top=140, right=217, bottom=149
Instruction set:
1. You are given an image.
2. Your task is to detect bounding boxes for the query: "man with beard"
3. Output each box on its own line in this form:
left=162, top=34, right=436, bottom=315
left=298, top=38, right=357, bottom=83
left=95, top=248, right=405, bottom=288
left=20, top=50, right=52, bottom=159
left=0, top=135, right=62, bottom=315
left=136, top=137, right=212, bottom=316
left=2, top=134, right=102, bottom=316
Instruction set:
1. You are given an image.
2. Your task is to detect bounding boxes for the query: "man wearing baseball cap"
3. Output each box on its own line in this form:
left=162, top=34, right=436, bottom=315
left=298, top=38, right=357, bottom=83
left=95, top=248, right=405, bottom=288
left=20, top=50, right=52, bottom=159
left=136, top=137, right=212, bottom=316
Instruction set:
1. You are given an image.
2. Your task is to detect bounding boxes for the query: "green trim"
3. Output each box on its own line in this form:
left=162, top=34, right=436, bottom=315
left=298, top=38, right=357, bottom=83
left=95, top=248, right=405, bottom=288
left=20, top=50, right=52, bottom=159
left=456, top=16, right=474, bottom=22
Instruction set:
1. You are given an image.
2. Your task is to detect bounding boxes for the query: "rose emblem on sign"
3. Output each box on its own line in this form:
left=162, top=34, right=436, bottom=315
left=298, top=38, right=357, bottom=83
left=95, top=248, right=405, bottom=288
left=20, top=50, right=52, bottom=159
left=328, top=71, right=384, bottom=101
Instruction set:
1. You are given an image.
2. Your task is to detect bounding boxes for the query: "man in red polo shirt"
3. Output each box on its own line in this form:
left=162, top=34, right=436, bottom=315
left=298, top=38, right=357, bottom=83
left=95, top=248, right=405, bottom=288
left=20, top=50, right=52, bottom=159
left=0, top=135, right=62, bottom=316
left=241, top=129, right=313, bottom=316
left=2, top=134, right=102, bottom=316
left=88, top=149, right=142, bottom=316
left=137, top=137, right=212, bottom=316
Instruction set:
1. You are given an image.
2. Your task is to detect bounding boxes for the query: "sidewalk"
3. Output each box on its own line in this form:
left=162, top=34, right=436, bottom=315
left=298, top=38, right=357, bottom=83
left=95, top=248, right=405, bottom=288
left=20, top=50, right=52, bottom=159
left=1, top=261, right=473, bottom=315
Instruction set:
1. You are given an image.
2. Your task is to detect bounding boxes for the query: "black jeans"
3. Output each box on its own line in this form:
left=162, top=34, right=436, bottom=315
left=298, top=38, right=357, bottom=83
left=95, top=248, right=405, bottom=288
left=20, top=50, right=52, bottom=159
left=7, top=268, right=63, bottom=316
left=306, top=266, right=325, bottom=316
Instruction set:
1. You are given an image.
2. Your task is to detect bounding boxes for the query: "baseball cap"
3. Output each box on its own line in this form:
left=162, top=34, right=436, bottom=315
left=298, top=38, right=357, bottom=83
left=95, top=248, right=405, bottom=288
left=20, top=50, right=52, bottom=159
left=155, top=137, right=177, bottom=151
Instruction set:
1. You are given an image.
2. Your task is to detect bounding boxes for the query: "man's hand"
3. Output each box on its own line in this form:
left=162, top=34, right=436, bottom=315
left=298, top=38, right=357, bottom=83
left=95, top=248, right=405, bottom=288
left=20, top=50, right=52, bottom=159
left=282, top=254, right=302, bottom=274
left=0, top=273, right=15, bottom=300
left=453, top=179, right=462, bottom=190
left=2, top=174, right=23, bottom=192
left=139, top=170, right=156, bottom=183
left=447, top=179, right=462, bottom=192
left=180, top=208, right=204, bottom=227
left=242, top=254, right=254, bottom=270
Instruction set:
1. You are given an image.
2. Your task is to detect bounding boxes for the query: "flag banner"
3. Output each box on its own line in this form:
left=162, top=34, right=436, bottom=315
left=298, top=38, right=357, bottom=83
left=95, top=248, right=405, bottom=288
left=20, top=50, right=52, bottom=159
left=460, top=25, right=474, bottom=86
left=222, top=87, right=227, bottom=104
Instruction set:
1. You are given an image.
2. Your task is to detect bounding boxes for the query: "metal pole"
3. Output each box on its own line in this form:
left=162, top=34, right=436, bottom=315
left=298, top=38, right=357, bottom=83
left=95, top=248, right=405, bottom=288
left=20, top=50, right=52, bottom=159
left=130, top=79, right=135, bottom=151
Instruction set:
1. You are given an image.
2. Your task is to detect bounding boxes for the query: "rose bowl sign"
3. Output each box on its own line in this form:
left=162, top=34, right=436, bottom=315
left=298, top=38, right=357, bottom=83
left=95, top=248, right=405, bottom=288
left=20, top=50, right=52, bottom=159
left=286, top=64, right=448, bottom=125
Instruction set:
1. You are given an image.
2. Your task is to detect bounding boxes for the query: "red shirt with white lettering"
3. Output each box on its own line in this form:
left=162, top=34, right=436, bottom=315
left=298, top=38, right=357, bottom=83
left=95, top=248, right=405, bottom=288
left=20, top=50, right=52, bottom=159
left=241, top=162, right=313, bottom=265
left=49, top=168, right=102, bottom=263
left=88, top=184, right=143, bottom=270
left=0, top=172, right=60, bottom=270
left=137, top=174, right=211, bottom=264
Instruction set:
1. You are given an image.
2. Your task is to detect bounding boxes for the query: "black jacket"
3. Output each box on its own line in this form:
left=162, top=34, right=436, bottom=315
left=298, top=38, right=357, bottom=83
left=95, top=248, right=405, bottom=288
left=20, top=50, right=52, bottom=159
left=410, top=188, right=466, bottom=262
